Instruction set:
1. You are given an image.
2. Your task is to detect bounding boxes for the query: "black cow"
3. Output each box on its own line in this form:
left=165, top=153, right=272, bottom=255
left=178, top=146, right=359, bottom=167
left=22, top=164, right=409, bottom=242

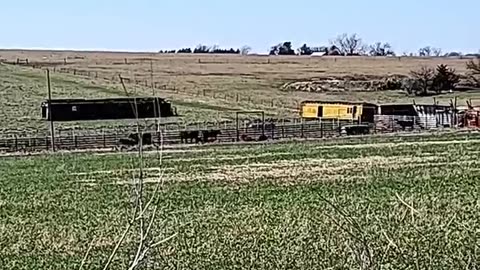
left=119, top=132, right=153, bottom=146
left=200, top=129, right=221, bottom=143
left=241, top=134, right=255, bottom=142
left=180, top=130, right=200, bottom=144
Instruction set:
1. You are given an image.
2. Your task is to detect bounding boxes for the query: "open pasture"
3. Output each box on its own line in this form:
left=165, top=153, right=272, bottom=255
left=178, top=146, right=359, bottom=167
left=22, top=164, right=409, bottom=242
left=1, top=50, right=480, bottom=135
left=1, top=133, right=479, bottom=269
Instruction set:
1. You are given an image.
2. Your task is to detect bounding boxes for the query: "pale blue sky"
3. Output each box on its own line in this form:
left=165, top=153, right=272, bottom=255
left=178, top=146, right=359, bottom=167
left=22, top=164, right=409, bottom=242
left=0, top=0, right=477, bottom=53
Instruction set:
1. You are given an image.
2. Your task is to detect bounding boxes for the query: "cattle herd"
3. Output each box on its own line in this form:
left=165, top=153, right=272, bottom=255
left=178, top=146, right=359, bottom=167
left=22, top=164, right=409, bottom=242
left=118, top=129, right=223, bottom=147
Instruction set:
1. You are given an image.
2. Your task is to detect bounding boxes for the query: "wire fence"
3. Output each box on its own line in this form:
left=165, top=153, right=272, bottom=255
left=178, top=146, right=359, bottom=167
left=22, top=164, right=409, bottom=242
left=6, top=60, right=297, bottom=111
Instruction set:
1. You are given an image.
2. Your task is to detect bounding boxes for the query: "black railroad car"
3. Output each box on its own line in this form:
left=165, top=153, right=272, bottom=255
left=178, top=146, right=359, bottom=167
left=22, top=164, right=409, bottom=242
left=41, top=97, right=177, bottom=122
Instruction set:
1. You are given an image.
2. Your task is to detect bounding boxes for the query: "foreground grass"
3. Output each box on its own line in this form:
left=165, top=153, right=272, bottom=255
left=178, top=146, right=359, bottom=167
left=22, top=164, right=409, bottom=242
left=1, top=133, right=480, bottom=269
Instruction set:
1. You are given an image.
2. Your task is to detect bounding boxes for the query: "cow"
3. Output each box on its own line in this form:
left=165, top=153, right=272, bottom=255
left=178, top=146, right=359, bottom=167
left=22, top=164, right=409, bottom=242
left=180, top=130, right=201, bottom=144
left=119, top=132, right=153, bottom=146
left=200, top=129, right=222, bottom=143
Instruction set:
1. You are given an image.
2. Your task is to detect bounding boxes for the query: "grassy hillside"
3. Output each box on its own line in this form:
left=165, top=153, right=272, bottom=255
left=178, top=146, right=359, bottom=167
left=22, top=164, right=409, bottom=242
left=1, top=133, right=479, bottom=269
left=0, top=64, right=272, bottom=135
left=1, top=51, right=480, bottom=135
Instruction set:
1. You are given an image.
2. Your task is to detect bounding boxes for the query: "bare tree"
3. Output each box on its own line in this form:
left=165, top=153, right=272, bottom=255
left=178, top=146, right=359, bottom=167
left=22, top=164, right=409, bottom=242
left=466, top=59, right=480, bottom=86
left=240, top=45, right=252, bottom=55
left=332, top=33, right=364, bottom=56
left=194, top=44, right=210, bottom=53
left=432, top=48, right=442, bottom=57
left=419, top=46, right=442, bottom=57
left=369, top=42, right=395, bottom=56
left=419, top=46, right=432, bottom=57
left=410, top=66, right=435, bottom=95
left=467, top=59, right=480, bottom=74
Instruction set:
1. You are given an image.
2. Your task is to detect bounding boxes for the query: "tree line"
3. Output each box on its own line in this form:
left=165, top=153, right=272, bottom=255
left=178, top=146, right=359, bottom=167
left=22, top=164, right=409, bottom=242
left=159, top=45, right=251, bottom=55
left=159, top=33, right=479, bottom=57
left=269, top=34, right=478, bottom=57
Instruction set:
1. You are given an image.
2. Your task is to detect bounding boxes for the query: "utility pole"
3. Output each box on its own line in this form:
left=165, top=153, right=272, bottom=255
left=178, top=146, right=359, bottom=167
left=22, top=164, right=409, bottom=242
left=46, top=69, right=55, bottom=152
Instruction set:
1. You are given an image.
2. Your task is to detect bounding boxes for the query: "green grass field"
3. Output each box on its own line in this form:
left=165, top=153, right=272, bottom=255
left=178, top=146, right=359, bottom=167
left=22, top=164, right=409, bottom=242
left=1, top=133, right=480, bottom=269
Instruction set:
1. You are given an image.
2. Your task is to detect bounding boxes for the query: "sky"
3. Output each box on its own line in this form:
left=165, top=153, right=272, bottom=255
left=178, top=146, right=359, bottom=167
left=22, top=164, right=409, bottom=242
left=0, top=0, right=478, bottom=54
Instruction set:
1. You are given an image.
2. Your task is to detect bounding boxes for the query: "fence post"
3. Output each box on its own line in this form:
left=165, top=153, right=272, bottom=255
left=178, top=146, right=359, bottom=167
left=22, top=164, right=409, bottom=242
left=320, top=119, right=323, bottom=138
left=236, top=94, right=239, bottom=102
left=74, top=132, right=78, bottom=149
left=103, top=129, right=106, bottom=148
left=301, top=118, right=304, bottom=138
left=46, top=136, right=49, bottom=151
left=14, top=135, right=18, bottom=152
left=202, top=89, right=206, bottom=96
left=271, top=123, right=275, bottom=139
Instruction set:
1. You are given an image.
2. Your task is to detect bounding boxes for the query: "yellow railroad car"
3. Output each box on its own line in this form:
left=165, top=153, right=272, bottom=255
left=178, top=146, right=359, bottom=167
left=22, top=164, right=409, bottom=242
left=300, top=101, right=378, bottom=123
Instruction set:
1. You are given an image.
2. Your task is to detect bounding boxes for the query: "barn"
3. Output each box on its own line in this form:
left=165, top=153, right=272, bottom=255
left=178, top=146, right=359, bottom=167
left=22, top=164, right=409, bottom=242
left=41, top=97, right=177, bottom=122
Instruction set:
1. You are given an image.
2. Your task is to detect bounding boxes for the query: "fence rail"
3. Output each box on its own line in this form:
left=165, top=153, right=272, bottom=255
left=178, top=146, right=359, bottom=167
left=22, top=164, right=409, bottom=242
left=0, top=115, right=453, bottom=153
left=0, top=119, right=356, bottom=153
